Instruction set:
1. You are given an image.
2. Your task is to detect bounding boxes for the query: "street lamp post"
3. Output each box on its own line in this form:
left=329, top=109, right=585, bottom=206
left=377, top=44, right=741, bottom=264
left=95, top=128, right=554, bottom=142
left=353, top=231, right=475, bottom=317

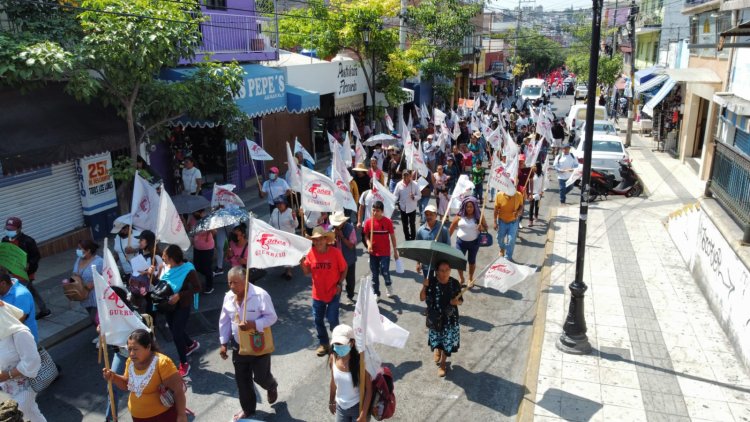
left=474, top=47, right=481, bottom=99
left=556, top=0, right=604, bottom=356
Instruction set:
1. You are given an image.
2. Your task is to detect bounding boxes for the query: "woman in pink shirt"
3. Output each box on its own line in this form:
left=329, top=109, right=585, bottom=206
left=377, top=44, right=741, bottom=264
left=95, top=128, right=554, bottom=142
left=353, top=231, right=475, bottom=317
left=188, top=209, right=216, bottom=294
left=227, top=223, right=249, bottom=268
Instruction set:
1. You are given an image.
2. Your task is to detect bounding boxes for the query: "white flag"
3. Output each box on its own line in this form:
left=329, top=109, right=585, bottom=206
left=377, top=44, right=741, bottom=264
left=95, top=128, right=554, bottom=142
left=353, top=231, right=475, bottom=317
left=484, top=256, right=534, bottom=292
left=156, top=188, right=191, bottom=251
left=473, top=96, right=480, bottom=113
left=566, top=165, right=584, bottom=188
left=102, top=244, right=125, bottom=289
left=286, top=141, right=302, bottom=192
left=526, top=138, right=543, bottom=167
left=449, top=174, right=476, bottom=212
left=433, top=108, right=446, bottom=127
left=492, top=102, right=500, bottom=116
left=130, top=173, right=160, bottom=232
left=332, top=141, right=353, bottom=183
left=452, top=120, right=461, bottom=141
left=403, top=130, right=415, bottom=170
left=407, top=112, right=414, bottom=133
left=486, top=126, right=502, bottom=150
left=332, top=162, right=358, bottom=212
left=355, top=138, right=367, bottom=166
left=294, top=138, right=315, bottom=164
left=93, top=269, right=149, bottom=347
left=245, top=139, right=273, bottom=161
left=412, top=140, right=430, bottom=179
left=350, top=114, right=362, bottom=140
left=369, top=178, right=397, bottom=218
left=327, top=132, right=338, bottom=155
left=384, top=113, right=394, bottom=132
left=248, top=217, right=311, bottom=268
left=211, top=183, right=245, bottom=208
left=300, top=166, right=342, bottom=212
left=488, top=159, right=517, bottom=196
left=342, top=133, right=353, bottom=168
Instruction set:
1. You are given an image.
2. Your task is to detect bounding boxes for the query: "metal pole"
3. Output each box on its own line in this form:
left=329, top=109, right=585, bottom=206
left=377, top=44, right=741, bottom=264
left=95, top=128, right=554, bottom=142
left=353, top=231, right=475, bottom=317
left=399, top=0, right=407, bottom=50
left=611, top=0, right=618, bottom=58
left=556, top=0, right=603, bottom=356
left=624, top=0, right=638, bottom=148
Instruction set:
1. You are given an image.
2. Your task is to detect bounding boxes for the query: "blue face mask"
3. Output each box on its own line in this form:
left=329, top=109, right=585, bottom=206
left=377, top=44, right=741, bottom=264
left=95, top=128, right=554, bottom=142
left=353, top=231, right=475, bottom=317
left=333, top=344, right=351, bottom=357
left=5, top=230, right=16, bottom=239
left=76, top=249, right=85, bottom=258
left=269, top=173, right=277, bottom=181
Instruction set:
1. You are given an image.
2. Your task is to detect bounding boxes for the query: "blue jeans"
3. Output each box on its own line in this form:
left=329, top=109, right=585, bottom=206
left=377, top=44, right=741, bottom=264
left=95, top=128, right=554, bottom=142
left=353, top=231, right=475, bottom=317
left=312, top=296, right=340, bottom=346
left=389, top=179, right=398, bottom=193
left=558, top=179, right=574, bottom=203
left=369, top=255, right=392, bottom=296
left=105, top=350, right=126, bottom=421
left=497, top=218, right=519, bottom=260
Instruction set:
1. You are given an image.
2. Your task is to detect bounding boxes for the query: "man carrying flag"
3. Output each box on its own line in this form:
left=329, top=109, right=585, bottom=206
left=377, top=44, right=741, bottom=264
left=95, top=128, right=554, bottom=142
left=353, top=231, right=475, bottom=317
left=362, top=201, right=399, bottom=299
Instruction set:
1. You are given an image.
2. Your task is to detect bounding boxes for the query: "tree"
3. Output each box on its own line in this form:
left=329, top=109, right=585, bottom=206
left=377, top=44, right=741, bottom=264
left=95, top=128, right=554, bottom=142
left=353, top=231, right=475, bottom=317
left=1, top=0, right=253, bottom=162
left=277, top=0, right=417, bottom=108
left=563, top=18, right=622, bottom=86
left=500, top=28, right=565, bottom=78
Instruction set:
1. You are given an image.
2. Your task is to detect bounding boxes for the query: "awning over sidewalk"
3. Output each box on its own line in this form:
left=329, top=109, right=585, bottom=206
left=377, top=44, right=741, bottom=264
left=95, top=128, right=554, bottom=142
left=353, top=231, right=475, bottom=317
left=334, top=94, right=365, bottom=116
left=635, top=66, right=664, bottom=84
left=714, top=92, right=750, bottom=116
left=286, top=85, right=320, bottom=114
left=643, top=77, right=677, bottom=116
left=664, top=68, right=722, bottom=84
left=636, top=74, right=669, bottom=94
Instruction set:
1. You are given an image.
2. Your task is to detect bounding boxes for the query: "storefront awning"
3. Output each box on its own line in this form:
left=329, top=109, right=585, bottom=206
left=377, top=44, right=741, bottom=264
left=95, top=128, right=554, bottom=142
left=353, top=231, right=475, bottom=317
left=664, top=68, right=722, bottom=84
left=636, top=74, right=669, bottom=94
left=635, top=66, right=664, bottom=84
left=643, top=77, right=677, bottom=116
left=286, top=85, right=320, bottom=114
left=714, top=92, right=750, bottom=116
left=334, top=94, right=365, bottom=116
left=489, top=77, right=500, bottom=86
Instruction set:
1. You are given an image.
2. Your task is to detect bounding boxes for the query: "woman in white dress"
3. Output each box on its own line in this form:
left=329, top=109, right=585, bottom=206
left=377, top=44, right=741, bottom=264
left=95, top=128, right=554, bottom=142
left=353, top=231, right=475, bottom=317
left=0, top=301, right=46, bottom=422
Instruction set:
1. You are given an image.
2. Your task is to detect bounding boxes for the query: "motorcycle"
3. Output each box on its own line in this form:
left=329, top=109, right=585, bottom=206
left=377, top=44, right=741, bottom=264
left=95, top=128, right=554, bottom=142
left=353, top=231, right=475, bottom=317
left=580, top=160, right=643, bottom=202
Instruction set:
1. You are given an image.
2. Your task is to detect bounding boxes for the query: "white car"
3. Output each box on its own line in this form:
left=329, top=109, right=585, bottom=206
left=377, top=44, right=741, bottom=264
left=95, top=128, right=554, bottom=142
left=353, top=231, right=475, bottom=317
left=573, top=120, right=619, bottom=145
left=574, top=84, right=588, bottom=100
left=573, top=134, right=630, bottom=180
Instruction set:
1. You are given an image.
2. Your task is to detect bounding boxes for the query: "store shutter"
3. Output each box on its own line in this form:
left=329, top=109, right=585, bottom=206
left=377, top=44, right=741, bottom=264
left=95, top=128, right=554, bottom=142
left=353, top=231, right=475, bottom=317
left=734, top=128, right=750, bottom=156
left=0, top=162, right=84, bottom=242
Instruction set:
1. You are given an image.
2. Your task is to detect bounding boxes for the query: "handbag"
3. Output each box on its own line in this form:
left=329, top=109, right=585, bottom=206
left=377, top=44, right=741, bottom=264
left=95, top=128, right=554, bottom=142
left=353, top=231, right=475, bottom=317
left=150, top=281, right=175, bottom=313
left=238, top=327, right=275, bottom=356
left=62, top=274, right=88, bottom=301
left=30, top=347, right=59, bottom=393
left=477, top=231, right=493, bottom=247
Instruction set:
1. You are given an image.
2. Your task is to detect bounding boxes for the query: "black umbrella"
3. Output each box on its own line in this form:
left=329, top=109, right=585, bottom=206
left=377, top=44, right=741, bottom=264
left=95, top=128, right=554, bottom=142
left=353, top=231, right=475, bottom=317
left=397, top=240, right=467, bottom=271
left=172, top=194, right=210, bottom=214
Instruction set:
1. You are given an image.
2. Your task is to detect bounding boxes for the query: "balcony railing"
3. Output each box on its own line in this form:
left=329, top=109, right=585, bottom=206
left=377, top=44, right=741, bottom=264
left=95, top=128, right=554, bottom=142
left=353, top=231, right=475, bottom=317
left=707, top=140, right=750, bottom=243
left=199, top=12, right=274, bottom=54
left=684, top=0, right=714, bottom=8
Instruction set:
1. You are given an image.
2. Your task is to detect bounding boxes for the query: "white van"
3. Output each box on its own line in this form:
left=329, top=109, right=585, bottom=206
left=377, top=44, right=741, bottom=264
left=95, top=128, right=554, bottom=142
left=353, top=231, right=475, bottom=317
left=520, top=78, right=547, bottom=102
left=565, top=104, right=607, bottom=131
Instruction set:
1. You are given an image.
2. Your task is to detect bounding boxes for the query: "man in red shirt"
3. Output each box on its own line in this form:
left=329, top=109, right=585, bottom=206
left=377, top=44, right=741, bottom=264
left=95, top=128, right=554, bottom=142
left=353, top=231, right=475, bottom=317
left=362, top=201, right=399, bottom=300
left=300, top=227, right=347, bottom=356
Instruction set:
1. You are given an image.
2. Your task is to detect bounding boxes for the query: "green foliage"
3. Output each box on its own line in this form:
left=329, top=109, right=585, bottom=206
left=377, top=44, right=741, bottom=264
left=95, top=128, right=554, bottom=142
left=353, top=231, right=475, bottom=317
left=110, top=156, right=151, bottom=182
left=501, top=29, right=565, bottom=77
left=563, top=18, right=622, bottom=86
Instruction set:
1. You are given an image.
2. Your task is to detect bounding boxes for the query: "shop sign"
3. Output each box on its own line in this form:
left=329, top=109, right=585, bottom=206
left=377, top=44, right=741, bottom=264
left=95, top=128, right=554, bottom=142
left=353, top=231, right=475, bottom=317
left=334, top=61, right=368, bottom=99
left=77, top=151, right=117, bottom=215
left=233, top=65, right=288, bottom=117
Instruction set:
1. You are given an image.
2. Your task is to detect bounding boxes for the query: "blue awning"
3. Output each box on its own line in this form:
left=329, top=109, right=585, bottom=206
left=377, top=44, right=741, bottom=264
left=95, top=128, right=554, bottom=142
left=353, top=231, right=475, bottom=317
left=642, top=77, right=677, bottom=116
left=635, top=74, right=669, bottom=94
left=161, top=64, right=288, bottom=118
left=286, top=85, right=320, bottom=114
left=635, top=66, right=663, bottom=85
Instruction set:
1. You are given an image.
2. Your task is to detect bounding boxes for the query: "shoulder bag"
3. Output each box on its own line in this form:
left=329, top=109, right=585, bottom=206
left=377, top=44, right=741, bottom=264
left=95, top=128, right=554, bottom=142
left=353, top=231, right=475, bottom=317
left=62, top=274, right=89, bottom=302
left=30, top=347, right=59, bottom=393
left=150, top=281, right=175, bottom=313
left=235, top=304, right=275, bottom=356
left=477, top=231, right=493, bottom=247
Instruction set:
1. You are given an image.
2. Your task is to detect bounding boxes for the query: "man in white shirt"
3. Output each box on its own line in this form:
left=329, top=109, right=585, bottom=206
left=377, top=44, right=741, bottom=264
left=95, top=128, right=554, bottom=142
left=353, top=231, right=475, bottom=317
left=112, top=219, right=140, bottom=279
left=423, top=134, right=437, bottom=172
left=554, top=144, right=579, bottom=204
left=181, top=157, right=203, bottom=195
left=260, top=167, right=291, bottom=214
left=393, top=170, right=421, bottom=241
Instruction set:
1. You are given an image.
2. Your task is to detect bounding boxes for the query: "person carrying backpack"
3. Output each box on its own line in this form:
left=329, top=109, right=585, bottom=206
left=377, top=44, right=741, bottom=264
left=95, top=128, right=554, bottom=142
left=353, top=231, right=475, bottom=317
left=328, top=324, right=372, bottom=422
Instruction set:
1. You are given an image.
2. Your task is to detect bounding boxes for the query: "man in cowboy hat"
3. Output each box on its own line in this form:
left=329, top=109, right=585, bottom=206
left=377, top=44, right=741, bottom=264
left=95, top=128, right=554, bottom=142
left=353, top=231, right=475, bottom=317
left=330, top=212, right=357, bottom=305
left=300, top=227, right=347, bottom=356
left=351, top=163, right=371, bottom=201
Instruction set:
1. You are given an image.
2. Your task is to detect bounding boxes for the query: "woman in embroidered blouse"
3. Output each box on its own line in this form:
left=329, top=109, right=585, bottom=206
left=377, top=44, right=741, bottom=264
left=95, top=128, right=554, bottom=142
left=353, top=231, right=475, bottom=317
left=74, top=239, right=104, bottom=323
left=0, top=301, right=46, bottom=422
left=103, top=329, right=187, bottom=422
left=158, top=245, right=202, bottom=378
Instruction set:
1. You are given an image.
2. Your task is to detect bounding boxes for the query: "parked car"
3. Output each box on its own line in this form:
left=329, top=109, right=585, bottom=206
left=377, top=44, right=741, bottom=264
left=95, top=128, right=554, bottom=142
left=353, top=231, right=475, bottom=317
left=573, top=134, right=631, bottom=180
left=573, top=119, right=619, bottom=145
left=565, top=104, right=607, bottom=132
left=574, top=84, right=588, bottom=100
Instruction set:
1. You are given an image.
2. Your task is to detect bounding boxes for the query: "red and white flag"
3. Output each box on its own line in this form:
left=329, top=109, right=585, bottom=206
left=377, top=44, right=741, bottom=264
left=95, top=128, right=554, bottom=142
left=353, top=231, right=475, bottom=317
left=411, top=140, right=430, bottom=179
left=486, top=126, right=502, bottom=150
left=130, top=173, right=159, bottom=232
left=484, top=256, right=534, bottom=293
left=331, top=141, right=353, bottom=183
left=433, top=108, right=446, bottom=127
left=300, top=166, right=342, bottom=212
left=449, top=174, right=476, bottom=212
left=350, top=114, right=362, bottom=140
left=355, top=137, right=367, bottom=166
left=294, top=138, right=315, bottom=164
left=211, top=183, right=245, bottom=209
left=452, top=119, right=461, bottom=141
left=102, top=243, right=125, bottom=289
left=286, top=141, right=302, bottom=192
left=156, top=189, right=191, bottom=251
left=248, top=217, right=311, bottom=269
left=566, top=164, right=584, bottom=188
left=332, top=147, right=357, bottom=211
left=384, top=113, right=394, bottom=132
left=245, top=139, right=273, bottom=161
left=370, top=178, right=397, bottom=218
left=94, top=267, right=149, bottom=347
left=488, top=158, right=517, bottom=196
left=342, top=133, right=353, bottom=168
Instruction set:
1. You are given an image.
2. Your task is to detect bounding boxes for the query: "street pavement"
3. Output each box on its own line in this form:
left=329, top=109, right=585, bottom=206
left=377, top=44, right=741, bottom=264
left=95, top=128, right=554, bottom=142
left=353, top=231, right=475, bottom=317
left=19, top=134, right=556, bottom=420
left=525, top=100, right=750, bottom=421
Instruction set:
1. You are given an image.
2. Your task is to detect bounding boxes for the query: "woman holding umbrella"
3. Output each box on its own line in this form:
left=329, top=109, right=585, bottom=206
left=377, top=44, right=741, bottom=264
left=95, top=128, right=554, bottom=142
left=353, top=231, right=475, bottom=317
left=419, top=260, right=463, bottom=377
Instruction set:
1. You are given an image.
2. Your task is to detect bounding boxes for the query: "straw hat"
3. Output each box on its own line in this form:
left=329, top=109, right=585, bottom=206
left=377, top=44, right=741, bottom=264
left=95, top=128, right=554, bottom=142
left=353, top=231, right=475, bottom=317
left=352, top=163, right=368, bottom=172
left=330, top=212, right=349, bottom=226
left=309, top=226, right=334, bottom=240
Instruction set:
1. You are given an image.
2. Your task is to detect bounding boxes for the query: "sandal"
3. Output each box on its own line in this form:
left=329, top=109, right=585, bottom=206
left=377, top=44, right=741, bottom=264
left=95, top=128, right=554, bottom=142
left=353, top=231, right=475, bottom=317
left=233, top=410, right=246, bottom=422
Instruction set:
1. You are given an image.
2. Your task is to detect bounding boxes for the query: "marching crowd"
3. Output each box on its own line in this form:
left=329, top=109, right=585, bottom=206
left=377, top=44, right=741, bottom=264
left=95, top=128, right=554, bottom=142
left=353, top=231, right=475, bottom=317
left=0, top=92, right=582, bottom=422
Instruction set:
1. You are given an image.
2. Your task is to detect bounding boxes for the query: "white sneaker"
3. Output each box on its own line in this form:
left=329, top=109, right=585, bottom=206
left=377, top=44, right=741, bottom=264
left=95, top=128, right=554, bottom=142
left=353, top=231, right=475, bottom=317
left=386, top=285, right=394, bottom=298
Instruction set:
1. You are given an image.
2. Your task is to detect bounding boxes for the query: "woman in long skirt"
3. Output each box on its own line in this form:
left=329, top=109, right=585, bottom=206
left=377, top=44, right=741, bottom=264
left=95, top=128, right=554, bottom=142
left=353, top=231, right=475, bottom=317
left=419, top=260, right=463, bottom=377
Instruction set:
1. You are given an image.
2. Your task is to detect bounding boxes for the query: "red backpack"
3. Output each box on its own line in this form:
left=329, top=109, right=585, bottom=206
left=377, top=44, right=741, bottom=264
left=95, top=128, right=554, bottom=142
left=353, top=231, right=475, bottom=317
left=370, top=367, right=396, bottom=420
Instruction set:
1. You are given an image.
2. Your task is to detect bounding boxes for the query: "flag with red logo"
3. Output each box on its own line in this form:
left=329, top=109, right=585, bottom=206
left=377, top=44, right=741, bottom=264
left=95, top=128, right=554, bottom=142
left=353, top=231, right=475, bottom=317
left=332, top=147, right=357, bottom=211
left=130, top=173, right=160, bottom=232
left=295, top=138, right=315, bottom=164
left=488, top=158, right=517, bottom=196
left=411, top=140, right=430, bottom=179
left=486, top=126, right=502, bottom=150
left=483, top=256, right=534, bottom=293
left=350, top=114, right=362, bottom=140
left=211, top=183, right=245, bottom=209
left=449, top=174, right=476, bottom=212
left=93, top=267, right=149, bottom=347
left=369, top=178, right=397, bottom=218
left=355, top=137, right=367, bottom=166
left=342, top=133, right=353, bottom=168
left=300, top=166, right=342, bottom=212
left=384, top=113, right=394, bottom=132
left=433, top=108, right=446, bottom=127
left=331, top=141, right=353, bottom=183
left=156, top=189, right=191, bottom=251
left=102, top=244, right=125, bottom=289
left=245, top=139, right=273, bottom=161
left=248, top=217, right=311, bottom=268
left=286, top=141, right=302, bottom=192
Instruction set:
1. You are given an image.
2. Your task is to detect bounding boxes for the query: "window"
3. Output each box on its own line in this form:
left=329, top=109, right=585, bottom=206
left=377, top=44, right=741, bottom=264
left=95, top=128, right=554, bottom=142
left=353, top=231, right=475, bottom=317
left=204, top=0, right=227, bottom=10
left=592, top=140, right=625, bottom=153
left=689, top=10, right=732, bottom=57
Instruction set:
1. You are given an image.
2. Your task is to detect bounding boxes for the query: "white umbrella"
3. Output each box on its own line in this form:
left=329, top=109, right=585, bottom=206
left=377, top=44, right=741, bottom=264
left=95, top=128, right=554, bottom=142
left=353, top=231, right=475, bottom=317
left=363, top=133, right=399, bottom=147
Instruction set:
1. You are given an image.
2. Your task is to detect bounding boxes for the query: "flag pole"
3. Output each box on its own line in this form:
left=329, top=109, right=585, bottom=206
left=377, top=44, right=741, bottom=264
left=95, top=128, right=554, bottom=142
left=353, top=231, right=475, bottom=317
left=100, top=334, right=118, bottom=422
left=242, top=219, right=252, bottom=324
left=358, top=277, right=368, bottom=414
left=248, top=154, right=263, bottom=194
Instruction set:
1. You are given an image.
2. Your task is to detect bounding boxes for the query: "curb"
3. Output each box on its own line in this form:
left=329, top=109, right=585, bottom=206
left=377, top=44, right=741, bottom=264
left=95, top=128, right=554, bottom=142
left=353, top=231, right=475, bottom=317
left=517, top=207, right=558, bottom=422
left=40, top=317, right=92, bottom=350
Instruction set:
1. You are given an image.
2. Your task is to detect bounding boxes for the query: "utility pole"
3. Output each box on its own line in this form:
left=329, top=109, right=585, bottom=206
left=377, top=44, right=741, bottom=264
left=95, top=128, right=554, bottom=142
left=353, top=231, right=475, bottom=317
left=399, top=0, right=407, bottom=51
left=624, top=0, right=638, bottom=147
left=611, top=0, right=618, bottom=58
left=556, top=0, right=604, bottom=356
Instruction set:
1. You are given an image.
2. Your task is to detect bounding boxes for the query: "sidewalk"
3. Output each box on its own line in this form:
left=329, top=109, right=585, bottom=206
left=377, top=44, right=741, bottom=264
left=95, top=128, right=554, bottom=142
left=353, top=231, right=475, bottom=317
left=523, top=131, right=750, bottom=421
left=35, top=184, right=275, bottom=349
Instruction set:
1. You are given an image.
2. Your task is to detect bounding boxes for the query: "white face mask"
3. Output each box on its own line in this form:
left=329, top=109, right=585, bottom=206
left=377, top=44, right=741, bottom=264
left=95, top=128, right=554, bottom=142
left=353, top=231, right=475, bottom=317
left=269, top=173, right=277, bottom=181
left=76, top=249, right=85, bottom=258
